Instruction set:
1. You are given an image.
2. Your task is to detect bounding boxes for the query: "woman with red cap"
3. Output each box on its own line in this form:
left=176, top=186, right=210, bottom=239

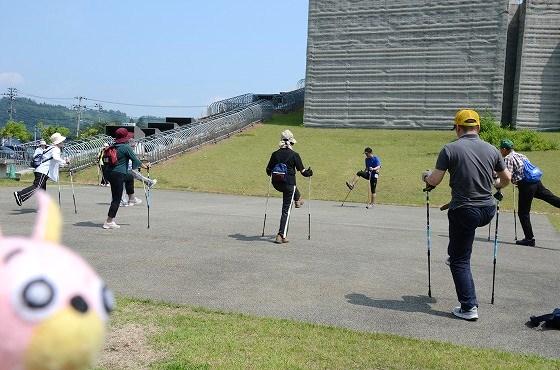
left=103, top=128, right=150, bottom=229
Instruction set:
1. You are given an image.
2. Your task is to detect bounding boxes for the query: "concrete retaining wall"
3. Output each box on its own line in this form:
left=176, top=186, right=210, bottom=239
left=512, top=0, right=560, bottom=130
left=304, top=0, right=511, bottom=129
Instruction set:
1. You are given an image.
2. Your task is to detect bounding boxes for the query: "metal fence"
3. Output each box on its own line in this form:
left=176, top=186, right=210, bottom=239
left=5, top=86, right=302, bottom=175
left=134, top=100, right=272, bottom=165
left=207, top=94, right=256, bottom=116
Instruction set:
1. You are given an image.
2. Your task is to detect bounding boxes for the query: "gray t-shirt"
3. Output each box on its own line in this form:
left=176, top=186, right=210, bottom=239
left=435, top=134, right=505, bottom=210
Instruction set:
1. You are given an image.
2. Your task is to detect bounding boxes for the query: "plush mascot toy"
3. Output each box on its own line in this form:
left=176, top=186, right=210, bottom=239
left=0, top=191, right=114, bottom=370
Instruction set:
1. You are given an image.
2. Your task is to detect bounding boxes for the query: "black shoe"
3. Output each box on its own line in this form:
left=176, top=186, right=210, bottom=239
left=516, top=238, right=535, bottom=247
left=345, top=181, right=354, bottom=190
left=13, top=191, right=22, bottom=206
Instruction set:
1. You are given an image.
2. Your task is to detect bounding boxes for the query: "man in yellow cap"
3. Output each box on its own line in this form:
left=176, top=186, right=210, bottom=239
left=422, top=109, right=511, bottom=321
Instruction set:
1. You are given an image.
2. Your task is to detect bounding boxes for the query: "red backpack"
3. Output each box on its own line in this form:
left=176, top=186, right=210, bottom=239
left=102, top=145, right=118, bottom=166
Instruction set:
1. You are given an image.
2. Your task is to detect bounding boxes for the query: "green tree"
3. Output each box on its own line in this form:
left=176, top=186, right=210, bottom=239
left=78, top=125, right=102, bottom=139
left=0, top=120, right=32, bottom=142
left=38, top=123, right=71, bottom=142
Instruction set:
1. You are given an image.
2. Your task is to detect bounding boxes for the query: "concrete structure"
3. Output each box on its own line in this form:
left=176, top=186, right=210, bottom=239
left=512, top=0, right=560, bottom=130
left=304, top=0, right=560, bottom=130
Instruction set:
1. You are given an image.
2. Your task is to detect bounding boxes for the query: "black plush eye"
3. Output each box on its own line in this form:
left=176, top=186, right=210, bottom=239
left=22, top=279, right=54, bottom=309
left=102, top=285, right=115, bottom=314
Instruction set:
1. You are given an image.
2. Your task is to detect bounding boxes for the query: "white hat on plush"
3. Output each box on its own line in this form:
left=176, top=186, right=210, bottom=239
left=50, top=132, right=66, bottom=145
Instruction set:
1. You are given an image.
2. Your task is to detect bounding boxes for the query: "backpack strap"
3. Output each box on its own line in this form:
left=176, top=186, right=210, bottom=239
left=38, top=146, right=54, bottom=165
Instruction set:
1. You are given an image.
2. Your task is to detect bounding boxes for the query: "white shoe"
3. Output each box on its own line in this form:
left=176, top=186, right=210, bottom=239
left=147, top=178, right=157, bottom=189
left=103, top=221, right=120, bottom=229
left=366, top=203, right=374, bottom=209
left=452, top=306, right=478, bottom=321
left=128, top=197, right=142, bottom=206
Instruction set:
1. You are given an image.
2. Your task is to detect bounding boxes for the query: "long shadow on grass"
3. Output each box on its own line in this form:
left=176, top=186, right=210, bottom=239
left=345, top=293, right=451, bottom=319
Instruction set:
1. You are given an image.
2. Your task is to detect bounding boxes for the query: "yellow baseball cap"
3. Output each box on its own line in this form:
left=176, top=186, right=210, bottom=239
left=454, top=109, right=480, bottom=127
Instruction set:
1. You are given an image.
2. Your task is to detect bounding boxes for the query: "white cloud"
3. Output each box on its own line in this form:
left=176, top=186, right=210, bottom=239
left=0, top=72, right=24, bottom=87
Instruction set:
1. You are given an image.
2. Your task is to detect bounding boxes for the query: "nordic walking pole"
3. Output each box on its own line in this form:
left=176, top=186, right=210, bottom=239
left=308, top=176, right=311, bottom=240
left=491, top=190, right=502, bottom=304
left=341, top=187, right=353, bottom=207
left=424, top=187, right=432, bottom=298
left=69, top=170, right=77, bottom=214
left=513, top=185, right=518, bottom=240
left=366, top=170, right=372, bottom=208
left=146, top=166, right=151, bottom=229
left=261, top=174, right=272, bottom=237
left=58, top=182, right=62, bottom=207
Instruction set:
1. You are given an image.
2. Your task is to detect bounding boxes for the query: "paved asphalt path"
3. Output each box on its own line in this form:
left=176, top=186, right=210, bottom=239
left=1, top=185, right=559, bottom=358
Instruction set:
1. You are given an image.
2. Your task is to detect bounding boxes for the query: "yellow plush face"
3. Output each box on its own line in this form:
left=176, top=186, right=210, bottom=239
left=0, top=192, right=113, bottom=370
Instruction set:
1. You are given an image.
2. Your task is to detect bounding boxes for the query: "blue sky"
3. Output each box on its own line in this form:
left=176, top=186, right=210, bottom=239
left=0, top=0, right=309, bottom=118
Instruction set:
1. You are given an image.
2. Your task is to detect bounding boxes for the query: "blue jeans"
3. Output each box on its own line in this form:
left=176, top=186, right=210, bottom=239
left=448, top=205, right=495, bottom=310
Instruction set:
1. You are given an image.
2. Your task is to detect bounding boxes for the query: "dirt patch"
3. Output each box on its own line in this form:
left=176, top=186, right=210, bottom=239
left=95, top=322, right=167, bottom=370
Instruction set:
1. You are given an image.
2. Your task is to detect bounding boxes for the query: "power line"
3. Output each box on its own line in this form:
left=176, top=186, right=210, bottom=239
left=72, top=96, right=86, bottom=137
left=19, top=91, right=207, bottom=108
left=85, top=97, right=207, bottom=108
left=2, top=88, right=18, bottom=120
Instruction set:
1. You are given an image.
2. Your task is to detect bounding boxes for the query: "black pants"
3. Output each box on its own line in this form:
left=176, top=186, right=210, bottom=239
left=517, top=181, right=560, bottom=240
left=273, top=182, right=300, bottom=237
left=448, top=206, right=495, bottom=310
left=100, top=165, right=109, bottom=185
left=17, top=172, right=49, bottom=203
left=357, top=170, right=378, bottom=193
left=107, top=171, right=135, bottom=218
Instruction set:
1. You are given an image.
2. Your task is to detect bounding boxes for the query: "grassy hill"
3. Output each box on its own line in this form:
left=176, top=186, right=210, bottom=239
left=71, top=111, right=560, bottom=214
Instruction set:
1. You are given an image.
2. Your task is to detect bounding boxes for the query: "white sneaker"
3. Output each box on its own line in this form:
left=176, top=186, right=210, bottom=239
left=452, top=306, right=478, bottom=321
left=128, top=197, right=142, bottom=206
left=102, top=221, right=120, bottom=229
left=366, top=203, right=374, bottom=209
left=147, top=179, right=157, bottom=189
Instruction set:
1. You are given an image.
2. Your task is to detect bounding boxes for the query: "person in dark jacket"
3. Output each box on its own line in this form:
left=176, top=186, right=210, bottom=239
left=266, top=130, right=313, bottom=244
left=103, top=128, right=150, bottom=229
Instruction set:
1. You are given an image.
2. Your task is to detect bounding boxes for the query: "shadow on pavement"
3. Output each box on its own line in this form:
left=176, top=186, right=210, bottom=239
left=473, top=236, right=560, bottom=252
left=74, top=221, right=105, bottom=228
left=9, top=208, right=37, bottom=215
left=228, top=233, right=276, bottom=244
left=345, top=293, right=451, bottom=319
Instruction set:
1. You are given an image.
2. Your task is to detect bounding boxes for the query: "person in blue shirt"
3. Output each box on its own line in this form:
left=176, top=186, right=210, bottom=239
left=345, top=147, right=381, bottom=208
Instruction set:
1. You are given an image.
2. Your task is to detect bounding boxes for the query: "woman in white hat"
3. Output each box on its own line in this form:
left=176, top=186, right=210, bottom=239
left=14, top=132, right=69, bottom=206
left=265, top=129, right=313, bottom=244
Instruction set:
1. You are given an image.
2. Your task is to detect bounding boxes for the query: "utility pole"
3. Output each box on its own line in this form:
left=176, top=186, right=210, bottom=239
left=94, top=103, right=103, bottom=123
left=73, top=96, right=86, bottom=137
left=2, top=88, right=18, bottom=120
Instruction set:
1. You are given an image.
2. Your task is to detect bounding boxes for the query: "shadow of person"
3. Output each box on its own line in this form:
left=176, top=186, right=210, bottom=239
left=74, top=221, right=107, bottom=228
left=472, top=236, right=559, bottom=252
left=9, top=208, right=37, bottom=215
left=228, top=233, right=276, bottom=244
left=345, top=293, right=451, bottom=319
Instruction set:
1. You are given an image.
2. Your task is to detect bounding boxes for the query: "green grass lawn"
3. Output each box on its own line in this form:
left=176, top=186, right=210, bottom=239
left=93, top=297, right=560, bottom=370
left=66, top=110, right=560, bottom=226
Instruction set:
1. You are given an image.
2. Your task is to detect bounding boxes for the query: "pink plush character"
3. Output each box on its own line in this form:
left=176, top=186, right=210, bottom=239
left=0, top=191, right=113, bottom=370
